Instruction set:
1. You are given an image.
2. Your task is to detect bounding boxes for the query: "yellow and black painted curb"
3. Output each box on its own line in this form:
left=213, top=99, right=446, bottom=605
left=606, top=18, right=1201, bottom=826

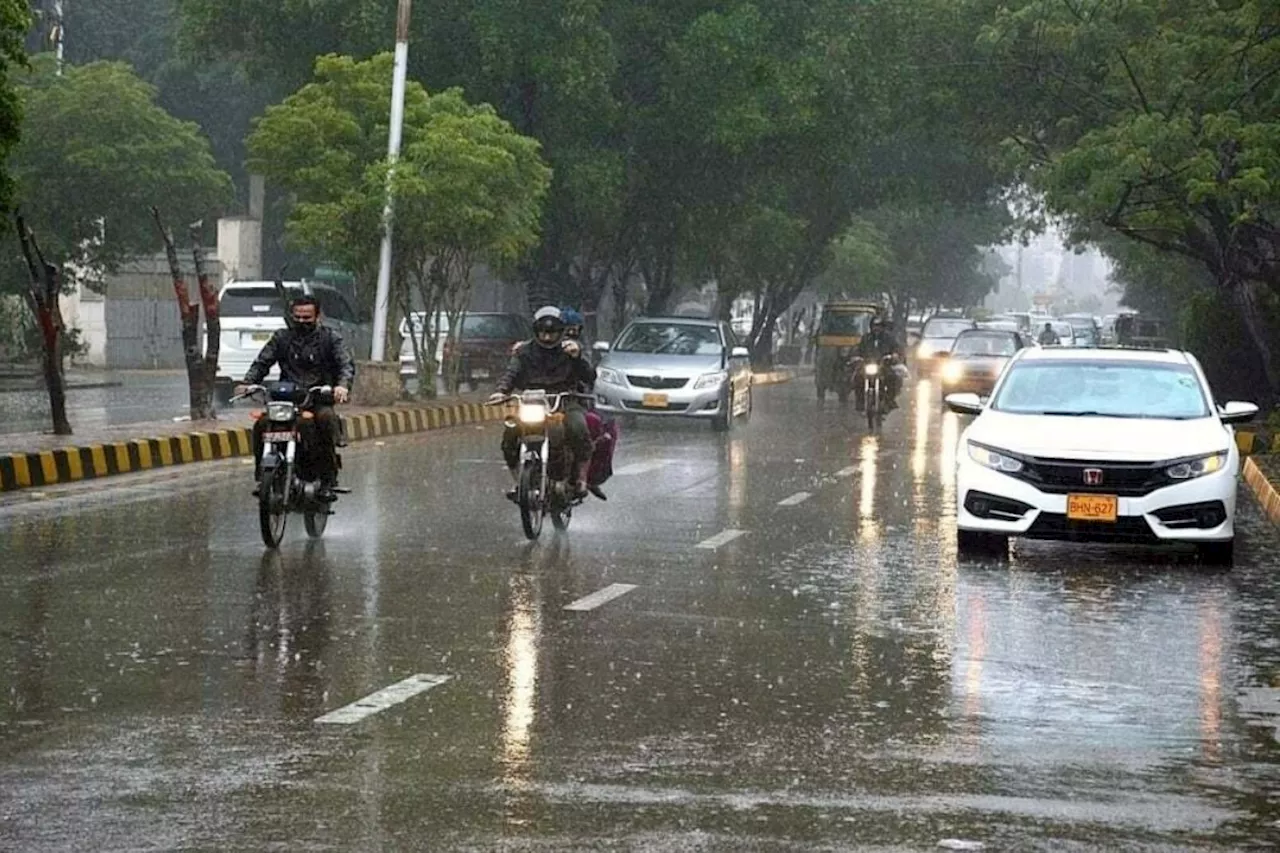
left=0, top=400, right=506, bottom=494
left=0, top=371, right=805, bottom=494
left=1243, top=455, right=1280, bottom=527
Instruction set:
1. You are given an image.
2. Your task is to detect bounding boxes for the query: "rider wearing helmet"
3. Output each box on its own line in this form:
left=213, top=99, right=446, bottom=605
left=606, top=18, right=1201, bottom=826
left=560, top=306, right=585, bottom=342
left=858, top=316, right=904, bottom=411
left=489, top=306, right=597, bottom=500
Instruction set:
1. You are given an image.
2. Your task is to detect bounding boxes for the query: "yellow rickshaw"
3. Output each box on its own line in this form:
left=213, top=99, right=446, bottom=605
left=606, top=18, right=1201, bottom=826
left=813, top=300, right=880, bottom=401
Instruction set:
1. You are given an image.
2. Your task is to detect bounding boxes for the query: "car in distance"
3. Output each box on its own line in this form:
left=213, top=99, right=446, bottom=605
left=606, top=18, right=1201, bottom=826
left=593, top=317, right=753, bottom=431
left=939, top=328, right=1031, bottom=401
left=947, top=347, right=1257, bottom=565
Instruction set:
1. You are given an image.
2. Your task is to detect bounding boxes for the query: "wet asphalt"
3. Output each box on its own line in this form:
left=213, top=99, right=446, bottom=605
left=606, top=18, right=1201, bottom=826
left=2, top=378, right=1279, bottom=851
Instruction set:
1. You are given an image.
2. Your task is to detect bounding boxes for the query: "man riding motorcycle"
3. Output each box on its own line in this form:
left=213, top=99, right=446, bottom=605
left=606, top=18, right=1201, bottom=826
left=858, top=317, right=904, bottom=411
left=488, top=306, right=597, bottom=501
left=236, top=294, right=355, bottom=500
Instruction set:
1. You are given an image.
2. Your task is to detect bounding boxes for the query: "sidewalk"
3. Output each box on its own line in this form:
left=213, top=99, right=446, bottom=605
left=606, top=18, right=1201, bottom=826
left=0, top=367, right=809, bottom=493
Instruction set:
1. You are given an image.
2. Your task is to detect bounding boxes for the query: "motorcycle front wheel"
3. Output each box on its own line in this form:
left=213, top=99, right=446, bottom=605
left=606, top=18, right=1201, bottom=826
left=866, top=383, right=881, bottom=432
left=258, top=467, right=289, bottom=549
left=518, top=459, right=545, bottom=540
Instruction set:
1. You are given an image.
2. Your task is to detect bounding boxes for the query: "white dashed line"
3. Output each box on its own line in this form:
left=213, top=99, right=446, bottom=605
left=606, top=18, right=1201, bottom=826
left=696, top=529, right=747, bottom=550
left=315, top=674, right=452, bottom=725
left=613, top=460, right=670, bottom=476
left=778, top=491, right=812, bottom=506
left=564, top=583, right=638, bottom=612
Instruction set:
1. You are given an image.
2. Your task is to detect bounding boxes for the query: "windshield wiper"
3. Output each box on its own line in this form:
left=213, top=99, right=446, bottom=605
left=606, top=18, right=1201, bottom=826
left=1036, top=410, right=1141, bottom=418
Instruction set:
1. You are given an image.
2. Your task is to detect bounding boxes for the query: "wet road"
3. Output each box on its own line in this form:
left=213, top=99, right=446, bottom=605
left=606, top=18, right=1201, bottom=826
left=0, top=371, right=192, bottom=435
left=2, top=379, right=1279, bottom=850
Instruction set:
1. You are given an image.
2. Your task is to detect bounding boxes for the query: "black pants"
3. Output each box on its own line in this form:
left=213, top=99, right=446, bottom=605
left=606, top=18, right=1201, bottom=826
left=502, top=405, right=591, bottom=474
left=253, top=405, right=339, bottom=483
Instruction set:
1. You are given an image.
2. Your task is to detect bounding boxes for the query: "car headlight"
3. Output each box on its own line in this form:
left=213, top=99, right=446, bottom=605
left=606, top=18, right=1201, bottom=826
left=967, top=441, right=1024, bottom=474
left=864, top=363, right=879, bottom=376
left=518, top=404, right=546, bottom=425
left=1166, top=451, right=1227, bottom=480
left=941, top=361, right=964, bottom=383
left=694, top=370, right=728, bottom=390
left=267, top=402, right=295, bottom=422
left=597, top=367, right=623, bottom=385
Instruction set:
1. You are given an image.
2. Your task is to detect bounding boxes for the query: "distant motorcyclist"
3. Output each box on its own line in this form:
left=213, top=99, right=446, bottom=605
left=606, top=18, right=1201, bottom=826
left=1038, top=321, right=1061, bottom=346
left=237, top=294, right=355, bottom=500
left=488, top=306, right=597, bottom=501
left=859, top=317, right=904, bottom=410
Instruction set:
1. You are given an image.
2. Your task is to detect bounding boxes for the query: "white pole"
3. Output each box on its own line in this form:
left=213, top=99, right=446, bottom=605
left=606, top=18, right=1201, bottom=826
left=52, top=1, right=65, bottom=77
left=370, top=0, right=412, bottom=361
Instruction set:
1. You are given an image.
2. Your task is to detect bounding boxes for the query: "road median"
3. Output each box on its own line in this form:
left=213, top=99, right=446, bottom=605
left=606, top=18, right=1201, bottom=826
left=0, top=368, right=806, bottom=493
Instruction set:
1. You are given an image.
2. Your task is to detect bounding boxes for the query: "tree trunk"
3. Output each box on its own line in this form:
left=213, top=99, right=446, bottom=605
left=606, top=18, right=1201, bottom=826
left=15, top=217, right=72, bottom=436
left=1231, top=277, right=1280, bottom=401
left=151, top=208, right=207, bottom=421
left=190, top=221, right=218, bottom=420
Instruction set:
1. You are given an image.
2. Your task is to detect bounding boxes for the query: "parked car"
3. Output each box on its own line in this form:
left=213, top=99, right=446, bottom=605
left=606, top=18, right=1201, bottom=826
left=946, top=347, right=1257, bottom=564
left=593, top=317, right=753, bottom=430
left=939, top=328, right=1030, bottom=401
left=398, top=311, right=450, bottom=377
left=1063, top=313, right=1100, bottom=347
left=398, top=312, right=530, bottom=386
left=211, top=280, right=371, bottom=404
left=916, top=315, right=977, bottom=376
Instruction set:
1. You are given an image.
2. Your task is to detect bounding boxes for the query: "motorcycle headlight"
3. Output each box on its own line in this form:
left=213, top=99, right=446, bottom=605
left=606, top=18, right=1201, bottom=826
left=518, top=404, right=547, bottom=425
left=1166, top=451, right=1227, bottom=480
left=694, top=370, right=728, bottom=390
left=864, top=363, right=880, bottom=376
left=967, top=442, right=1024, bottom=474
left=597, top=367, right=623, bottom=385
left=267, top=401, right=295, bottom=422
left=942, top=361, right=964, bottom=383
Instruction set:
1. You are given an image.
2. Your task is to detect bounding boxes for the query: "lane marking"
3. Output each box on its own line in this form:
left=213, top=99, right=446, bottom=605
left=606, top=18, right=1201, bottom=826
left=613, top=460, right=670, bottom=476
left=778, top=491, right=812, bottom=506
left=835, top=465, right=857, bottom=477
left=564, top=583, right=638, bottom=612
left=315, top=674, right=452, bottom=725
left=696, top=528, right=747, bottom=549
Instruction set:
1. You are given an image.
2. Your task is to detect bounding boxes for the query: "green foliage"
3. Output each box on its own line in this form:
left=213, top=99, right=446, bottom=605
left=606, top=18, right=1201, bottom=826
left=7, top=55, right=233, bottom=288
left=0, top=0, right=30, bottom=222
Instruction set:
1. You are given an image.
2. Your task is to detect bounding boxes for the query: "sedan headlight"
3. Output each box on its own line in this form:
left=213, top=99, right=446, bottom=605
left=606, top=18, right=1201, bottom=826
left=267, top=401, right=295, bottom=422
left=693, top=370, right=728, bottom=390
left=941, top=361, right=964, bottom=383
left=1166, top=451, right=1227, bottom=480
left=967, top=441, right=1024, bottom=474
left=597, top=367, right=623, bottom=385
left=518, top=404, right=547, bottom=425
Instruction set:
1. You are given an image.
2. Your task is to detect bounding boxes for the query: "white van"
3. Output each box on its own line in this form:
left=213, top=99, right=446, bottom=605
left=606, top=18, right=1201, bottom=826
left=399, top=311, right=448, bottom=377
left=210, top=280, right=372, bottom=403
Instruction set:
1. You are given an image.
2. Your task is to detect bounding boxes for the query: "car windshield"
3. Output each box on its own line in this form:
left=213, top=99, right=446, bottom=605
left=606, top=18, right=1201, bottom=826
left=923, top=318, right=973, bottom=338
left=992, top=361, right=1210, bottom=419
left=615, top=322, right=722, bottom=355
left=219, top=286, right=298, bottom=318
left=461, top=315, right=527, bottom=339
left=819, top=311, right=874, bottom=335
left=953, top=333, right=1018, bottom=356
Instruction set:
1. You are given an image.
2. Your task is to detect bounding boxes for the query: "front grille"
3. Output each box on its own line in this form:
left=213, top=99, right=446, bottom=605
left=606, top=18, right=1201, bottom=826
left=627, top=375, right=689, bottom=390
left=623, top=400, right=690, bottom=412
left=1013, top=457, right=1168, bottom=497
left=1025, top=513, right=1157, bottom=544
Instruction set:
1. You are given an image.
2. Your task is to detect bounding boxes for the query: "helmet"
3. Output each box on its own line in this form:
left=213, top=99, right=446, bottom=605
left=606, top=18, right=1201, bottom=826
left=532, top=305, right=564, bottom=349
left=560, top=307, right=585, bottom=339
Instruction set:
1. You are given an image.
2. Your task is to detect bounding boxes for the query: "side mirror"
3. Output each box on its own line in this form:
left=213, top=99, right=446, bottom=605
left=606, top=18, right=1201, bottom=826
left=593, top=341, right=610, bottom=353
left=1220, top=401, right=1259, bottom=425
left=731, top=346, right=750, bottom=359
left=945, top=392, right=984, bottom=416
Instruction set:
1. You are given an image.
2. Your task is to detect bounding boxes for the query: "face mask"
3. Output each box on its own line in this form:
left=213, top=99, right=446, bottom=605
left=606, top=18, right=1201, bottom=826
left=294, top=319, right=318, bottom=333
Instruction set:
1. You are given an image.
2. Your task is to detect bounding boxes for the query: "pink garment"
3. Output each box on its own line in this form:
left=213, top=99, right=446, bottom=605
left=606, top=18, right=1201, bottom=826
left=584, top=409, right=618, bottom=486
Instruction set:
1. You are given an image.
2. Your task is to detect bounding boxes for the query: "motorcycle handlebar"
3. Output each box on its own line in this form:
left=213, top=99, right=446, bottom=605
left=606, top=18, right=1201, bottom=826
left=230, top=383, right=334, bottom=405
left=486, top=391, right=595, bottom=412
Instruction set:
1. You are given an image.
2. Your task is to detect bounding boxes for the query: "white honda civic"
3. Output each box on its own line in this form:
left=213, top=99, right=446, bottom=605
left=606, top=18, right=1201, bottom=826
left=946, top=347, right=1258, bottom=565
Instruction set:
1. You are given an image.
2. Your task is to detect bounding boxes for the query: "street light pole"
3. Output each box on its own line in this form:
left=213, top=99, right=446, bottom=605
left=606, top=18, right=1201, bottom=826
left=370, top=0, right=412, bottom=361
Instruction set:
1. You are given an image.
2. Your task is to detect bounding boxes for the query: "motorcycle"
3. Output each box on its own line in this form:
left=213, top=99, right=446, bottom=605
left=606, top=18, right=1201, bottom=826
left=862, top=355, right=901, bottom=432
left=232, top=382, right=347, bottom=548
left=488, top=390, right=595, bottom=540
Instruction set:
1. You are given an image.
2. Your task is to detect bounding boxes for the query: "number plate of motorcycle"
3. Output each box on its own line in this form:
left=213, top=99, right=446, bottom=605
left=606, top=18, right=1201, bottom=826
left=1067, top=494, right=1117, bottom=523
left=263, top=431, right=298, bottom=443
left=642, top=393, right=669, bottom=408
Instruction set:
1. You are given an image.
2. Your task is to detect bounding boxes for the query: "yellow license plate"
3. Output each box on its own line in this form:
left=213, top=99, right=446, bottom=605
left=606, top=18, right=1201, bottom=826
left=642, top=393, right=669, bottom=408
left=1067, top=494, right=1118, bottom=522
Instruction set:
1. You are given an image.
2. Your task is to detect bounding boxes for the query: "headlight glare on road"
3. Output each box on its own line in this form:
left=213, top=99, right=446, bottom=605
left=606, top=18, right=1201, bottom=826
left=518, top=404, right=546, bottom=425
left=1166, top=451, right=1226, bottom=480
left=597, top=367, right=623, bottom=385
left=967, top=441, right=1024, bottom=474
left=694, top=370, right=728, bottom=390
left=942, top=361, right=964, bottom=383
left=267, top=402, right=295, bottom=422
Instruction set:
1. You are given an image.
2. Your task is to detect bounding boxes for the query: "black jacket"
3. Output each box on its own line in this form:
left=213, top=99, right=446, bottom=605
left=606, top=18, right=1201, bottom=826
left=244, top=325, right=356, bottom=389
left=496, top=340, right=596, bottom=396
left=859, top=328, right=901, bottom=360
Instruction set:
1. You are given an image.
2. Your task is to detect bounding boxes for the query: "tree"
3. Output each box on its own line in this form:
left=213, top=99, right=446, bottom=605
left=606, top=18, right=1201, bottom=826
left=152, top=209, right=222, bottom=420
left=980, top=0, right=1280, bottom=391
left=0, top=0, right=30, bottom=215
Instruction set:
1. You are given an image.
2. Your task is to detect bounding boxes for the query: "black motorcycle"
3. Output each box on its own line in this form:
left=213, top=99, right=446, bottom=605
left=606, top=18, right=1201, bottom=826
left=862, top=355, right=900, bottom=432
left=233, top=382, right=347, bottom=548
